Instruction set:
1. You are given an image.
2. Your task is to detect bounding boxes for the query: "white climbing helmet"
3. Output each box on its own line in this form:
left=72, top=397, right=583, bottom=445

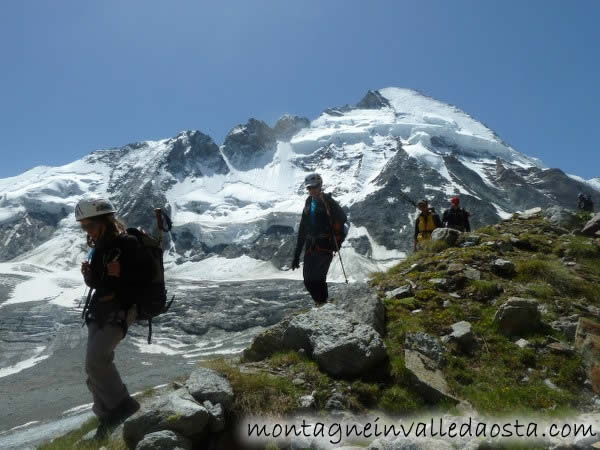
left=74, top=198, right=116, bottom=221
left=304, top=173, right=323, bottom=188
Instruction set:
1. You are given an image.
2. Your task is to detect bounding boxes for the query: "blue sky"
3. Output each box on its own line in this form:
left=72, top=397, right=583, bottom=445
left=1, top=0, right=598, bottom=179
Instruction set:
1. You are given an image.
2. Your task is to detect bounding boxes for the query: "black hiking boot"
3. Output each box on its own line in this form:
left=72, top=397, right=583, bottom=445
left=112, top=396, right=140, bottom=422
left=93, top=396, right=140, bottom=440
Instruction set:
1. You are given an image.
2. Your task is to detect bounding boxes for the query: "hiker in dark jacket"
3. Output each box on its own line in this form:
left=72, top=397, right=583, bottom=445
left=578, top=193, right=594, bottom=212
left=291, top=173, right=348, bottom=306
left=414, top=199, right=442, bottom=252
left=76, top=198, right=149, bottom=438
left=442, top=197, right=471, bottom=232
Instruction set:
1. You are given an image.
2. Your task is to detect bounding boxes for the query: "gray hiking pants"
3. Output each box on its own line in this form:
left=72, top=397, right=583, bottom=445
left=85, top=307, right=136, bottom=418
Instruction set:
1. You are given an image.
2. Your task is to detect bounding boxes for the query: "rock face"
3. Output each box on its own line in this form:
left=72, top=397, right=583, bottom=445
left=582, top=212, right=600, bottom=236
left=431, top=227, right=461, bottom=245
left=244, top=302, right=387, bottom=377
left=493, top=297, right=541, bottom=336
left=222, top=118, right=277, bottom=170
left=575, top=317, right=600, bottom=394
left=135, top=430, right=192, bottom=450
left=273, top=115, right=310, bottom=141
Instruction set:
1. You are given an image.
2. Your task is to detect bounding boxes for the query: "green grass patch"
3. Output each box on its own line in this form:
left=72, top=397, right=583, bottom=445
left=525, top=282, right=555, bottom=299
left=378, top=386, right=425, bottom=416
left=38, top=418, right=127, bottom=450
left=202, top=358, right=302, bottom=417
left=567, top=236, right=600, bottom=259
left=469, top=280, right=502, bottom=300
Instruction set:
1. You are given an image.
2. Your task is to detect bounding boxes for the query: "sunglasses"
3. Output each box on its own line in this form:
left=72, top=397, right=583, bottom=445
left=80, top=222, right=100, bottom=232
left=306, top=185, right=320, bottom=191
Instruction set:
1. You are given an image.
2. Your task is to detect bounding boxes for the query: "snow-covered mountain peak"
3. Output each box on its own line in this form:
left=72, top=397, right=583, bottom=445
left=1, top=87, right=597, bottom=281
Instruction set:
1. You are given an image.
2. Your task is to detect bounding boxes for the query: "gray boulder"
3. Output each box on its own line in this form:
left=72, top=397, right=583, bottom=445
left=544, top=206, right=580, bottom=229
left=385, top=285, right=413, bottom=300
left=404, top=349, right=457, bottom=404
left=285, top=305, right=387, bottom=377
left=431, top=227, right=461, bottom=245
left=333, top=282, right=385, bottom=334
left=444, top=321, right=475, bottom=353
left=405, top=332, right=445, bottom=368
left=202, top=400, right=225, bottom=433
left=550, top=315, right=579, bottom=341
left=185, top=367, right=234, bottom=410
left=493, top=297, right=541, bottom=336
left=492, top=258, right=516, bottom=277
left=135, top=430, right=192, bottom=450
left=582, top=212, right=600, bottom=236
left=243, top=317, right=292, bottom=362
left=464, top=267, right=481, bottom=281
left=123, top=389, right=210, bottom=448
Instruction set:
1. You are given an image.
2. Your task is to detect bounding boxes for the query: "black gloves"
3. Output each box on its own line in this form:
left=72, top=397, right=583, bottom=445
left=291, top=255, right=300, bottom=270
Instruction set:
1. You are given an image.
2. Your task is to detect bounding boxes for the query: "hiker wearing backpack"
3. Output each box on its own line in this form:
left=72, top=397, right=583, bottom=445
left=291, top=173, right=348, bottom=305
left=414, top=199, right=442, bottom=252
left=578, top=193, right=594, bottom=212
left=76, top=198, right=149, bottom=438
left=442, top=197, right=471, bottom=232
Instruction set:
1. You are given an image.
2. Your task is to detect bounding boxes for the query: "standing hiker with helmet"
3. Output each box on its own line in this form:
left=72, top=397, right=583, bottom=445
left=442, top=197, right=471, bottom=232
left=291, top=173, right=349, bottom=306
left=413, top=199, right=442, bottom=252
left=76, top=198, right=150, bottom=438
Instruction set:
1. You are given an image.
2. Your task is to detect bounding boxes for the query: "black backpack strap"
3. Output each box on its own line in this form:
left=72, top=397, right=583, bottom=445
left=81, top=288, right=94, bottom=322
left=147, top=319, right=153, bottom=345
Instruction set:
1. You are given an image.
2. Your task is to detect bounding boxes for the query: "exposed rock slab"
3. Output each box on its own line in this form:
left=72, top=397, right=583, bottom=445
left=493, top=297, right=541, bottom=336
left=185, top=367, right=234, bottom=410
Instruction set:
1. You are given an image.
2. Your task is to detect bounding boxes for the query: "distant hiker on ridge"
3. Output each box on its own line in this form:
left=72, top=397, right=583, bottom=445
left=414, top=199, right=442, bottom=252
left=577, top=193, right=594, bottom=212
left=442, top=197, right=471, bottom=233
left=76, top=198, right=148, bottom=439
left=291, top=173, right=348, bottom=306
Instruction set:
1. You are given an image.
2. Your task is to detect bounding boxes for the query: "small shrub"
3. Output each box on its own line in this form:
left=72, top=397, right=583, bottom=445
left=470, top=280, right=501, bottom=299
left=567, top=236, right=600, bottom=259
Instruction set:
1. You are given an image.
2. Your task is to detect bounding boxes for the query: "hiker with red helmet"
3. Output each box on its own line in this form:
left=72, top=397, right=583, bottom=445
left=442, top=197, right=471, bottom=232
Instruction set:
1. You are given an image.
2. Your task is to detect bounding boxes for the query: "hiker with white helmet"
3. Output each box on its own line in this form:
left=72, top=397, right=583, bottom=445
left=291, top=173, right=348, bottom=305
left=76, top=198, right=149, bottom=438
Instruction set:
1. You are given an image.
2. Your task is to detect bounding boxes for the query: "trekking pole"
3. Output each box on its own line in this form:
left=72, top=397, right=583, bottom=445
left=320, top=193, right=349, bottom=284
left=154, top=208, right=164, bottom=250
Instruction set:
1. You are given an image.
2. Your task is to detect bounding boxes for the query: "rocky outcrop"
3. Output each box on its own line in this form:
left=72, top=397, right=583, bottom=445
left=543, top=206, right=580, bottom=229
left=222, top=118, right=277, bottom=170
left=493, top=297, right=541, bottom=336
left=185, top=367, right=234, bottom=410
left=431, top=227, right=461, bottom=246
left=582, top=212, right=600, bottom=236
left=243, top=285, right=387, bottom=377
left=273, top=115, right=310, bottom=141
left=123, top=368, right=233, bottom=449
